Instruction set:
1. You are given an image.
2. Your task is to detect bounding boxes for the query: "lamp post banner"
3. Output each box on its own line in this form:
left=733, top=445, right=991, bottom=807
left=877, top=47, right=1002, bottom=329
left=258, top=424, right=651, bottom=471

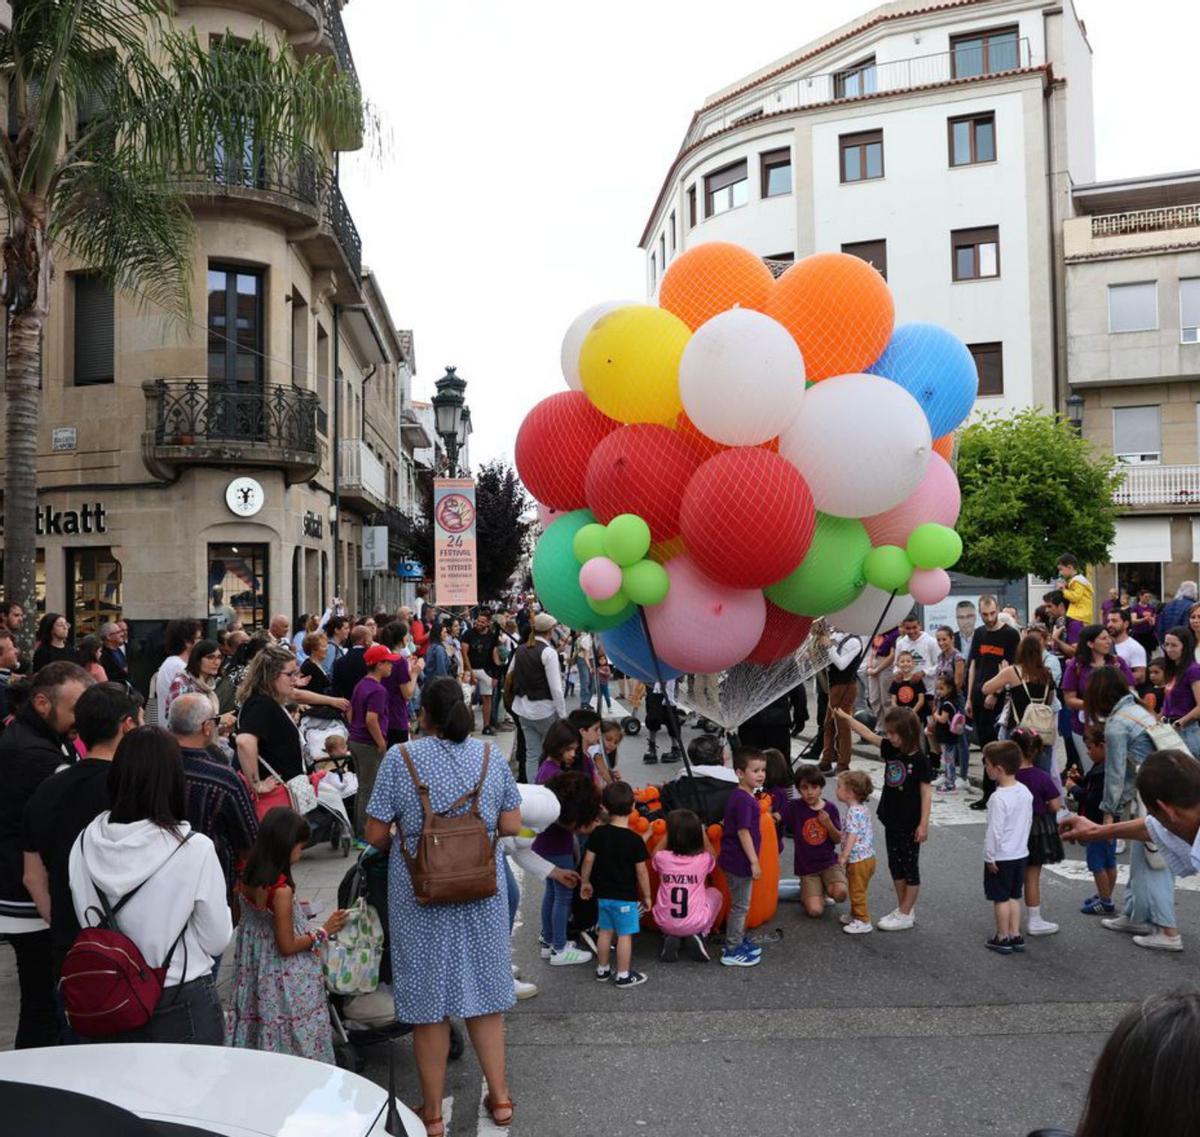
left=433, top=478, right=478, bottom=606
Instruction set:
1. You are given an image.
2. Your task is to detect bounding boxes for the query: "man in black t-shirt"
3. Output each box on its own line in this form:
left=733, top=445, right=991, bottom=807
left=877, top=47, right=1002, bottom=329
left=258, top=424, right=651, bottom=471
left=22, top=683, right=141, bottom=988
left=462, top=613, right=500, bottom=737
left=965, top=596, right=1020, bottom=810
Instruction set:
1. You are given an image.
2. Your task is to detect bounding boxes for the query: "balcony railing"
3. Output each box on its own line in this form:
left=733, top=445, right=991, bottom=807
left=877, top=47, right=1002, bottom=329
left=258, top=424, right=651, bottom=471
left=1113, top=464, right=1200, bottom=508
left=149, top=379, right=319, bottom=454
left=691, top=38, right=1034, bottom=142
left=326, top=180, right=362, bottom=282
left=319, top=0, right=358, bottom=85
left=339, top=438, right=388, bottom=504
left=174, top=136, right=323, bottom=208
left=1092, top=204, right=1200, bottom=239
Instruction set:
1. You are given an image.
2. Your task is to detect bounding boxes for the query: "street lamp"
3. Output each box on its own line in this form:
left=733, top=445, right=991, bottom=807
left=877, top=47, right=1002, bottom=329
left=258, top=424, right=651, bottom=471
left=1066, top=391, right=1085, bottom=435
left=431, top=365, right=470, bottom=477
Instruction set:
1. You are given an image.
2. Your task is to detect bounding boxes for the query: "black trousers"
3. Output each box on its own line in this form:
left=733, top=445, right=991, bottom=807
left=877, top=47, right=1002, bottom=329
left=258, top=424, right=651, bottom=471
left=971, top=692, right=1001, bottom=800
left=8, top=929, right=60, bottom=1049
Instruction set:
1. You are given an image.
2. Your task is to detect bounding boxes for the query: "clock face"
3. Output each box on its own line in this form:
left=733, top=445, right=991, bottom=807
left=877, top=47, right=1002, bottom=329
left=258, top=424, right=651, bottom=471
left=225, top=477, right=264, bottom=518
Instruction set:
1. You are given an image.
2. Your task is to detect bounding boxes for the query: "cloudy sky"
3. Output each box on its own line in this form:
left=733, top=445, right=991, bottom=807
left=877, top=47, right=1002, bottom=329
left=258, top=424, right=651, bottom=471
left=340, top=0, right=1200, bottom=468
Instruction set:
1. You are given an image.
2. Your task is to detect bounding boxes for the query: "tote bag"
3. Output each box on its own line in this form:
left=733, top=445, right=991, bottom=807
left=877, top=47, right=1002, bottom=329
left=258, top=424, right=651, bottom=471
left=320, top=897, right=385, bottom=995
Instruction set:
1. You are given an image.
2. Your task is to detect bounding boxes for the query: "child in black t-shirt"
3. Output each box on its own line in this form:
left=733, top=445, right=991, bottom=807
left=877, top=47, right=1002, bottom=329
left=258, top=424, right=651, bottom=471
left=928, top=673, right=966, bottom=792
left=888, top=651, right=926, bottom=718
left=580, top=781, right=652, bottom=988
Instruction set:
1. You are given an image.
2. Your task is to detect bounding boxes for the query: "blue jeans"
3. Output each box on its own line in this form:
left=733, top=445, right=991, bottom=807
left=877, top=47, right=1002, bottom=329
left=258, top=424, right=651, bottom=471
left=577, top=660, right=592, bottom=707
left=504, top=857, right=520, bottom=934
left=1124, top=838, right=1176, bottom=930
left=597, top=682, right=612, bottom=711
left=1178, top=720, right=1200, bottom=759
left=539, top=851, right=576, bottom=951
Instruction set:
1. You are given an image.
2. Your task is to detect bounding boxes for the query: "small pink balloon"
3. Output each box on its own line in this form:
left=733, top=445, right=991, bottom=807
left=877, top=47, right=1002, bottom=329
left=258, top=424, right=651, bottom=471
left=909, top=568, right=952, bottom=606
left=862, top=453, right=960, bottom=548
left=537, top=502, right=562, bottom=531
left=579, top=556, right=623, bottom=601
left=646, top=555, right=765, bottom=673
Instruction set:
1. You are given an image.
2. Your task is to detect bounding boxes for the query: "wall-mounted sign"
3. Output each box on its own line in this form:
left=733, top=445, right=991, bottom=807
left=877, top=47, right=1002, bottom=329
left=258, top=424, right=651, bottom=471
left=35, top=502, right=108, bottom=536
left=302, top=511, right=323, bottom=539
left=363, top=525, right=389, bottom=572
left=433, top=478, right=477, bottom=606
left=52, top=427, right=77, bottom=452
left=396, top=559, right=425, bottom=580
left=225, top=477, right=265, bottom=518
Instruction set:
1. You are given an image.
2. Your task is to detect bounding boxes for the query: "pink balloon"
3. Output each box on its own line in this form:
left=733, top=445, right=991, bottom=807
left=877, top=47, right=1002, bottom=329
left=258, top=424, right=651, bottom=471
left=862, top=453, right=960, bottom=547
left=579, top=556, right=623, bottom=601
left=909, top=568, right=952, bottom=606
left=646, top=555, right=766, bottom=673
left=537, top=502, right=562, bottom=531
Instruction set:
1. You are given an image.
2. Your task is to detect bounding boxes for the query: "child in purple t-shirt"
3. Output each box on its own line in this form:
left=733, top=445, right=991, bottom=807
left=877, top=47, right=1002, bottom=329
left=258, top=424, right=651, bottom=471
left=1010, top=727, right=1065, bottom=937
left=783, top=764, right=848, bottom=919
left=761, top=747, right=792, bottom=852
left=718, top=748, right=766, bottom=967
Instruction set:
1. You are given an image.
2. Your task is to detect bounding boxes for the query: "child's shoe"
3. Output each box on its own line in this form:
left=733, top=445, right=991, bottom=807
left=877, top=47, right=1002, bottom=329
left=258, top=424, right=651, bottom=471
left=843, top=919, right=874, bottom=935
left=614, top=970, right=648, bottom=988
left=538, top=937, right=552, bottom=959
left=686, top=934, right=711, bottom=962
left=1081, top=895, right=1115, bottom=915
left=985, top=936, right=1013, bottom=954
left=594, top=965, right=612, bottom=981
left=739, top=937, right=763, bottom=957
left=659, top=935, right=680, bottom=963
left=1008, top=935, right=1027, bottom=953
left=878, top=908, right=916, bottom=932
left=720, top=944, right=760, bottom=967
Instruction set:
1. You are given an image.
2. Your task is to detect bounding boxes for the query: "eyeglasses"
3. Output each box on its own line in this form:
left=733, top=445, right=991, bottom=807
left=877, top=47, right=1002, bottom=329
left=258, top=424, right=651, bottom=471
left=282, top=669, right=299, bottom=679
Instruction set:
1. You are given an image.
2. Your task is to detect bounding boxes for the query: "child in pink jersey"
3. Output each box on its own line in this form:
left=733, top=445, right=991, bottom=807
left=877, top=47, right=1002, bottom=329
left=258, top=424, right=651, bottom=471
left=652, top=808, right=722, bottom=963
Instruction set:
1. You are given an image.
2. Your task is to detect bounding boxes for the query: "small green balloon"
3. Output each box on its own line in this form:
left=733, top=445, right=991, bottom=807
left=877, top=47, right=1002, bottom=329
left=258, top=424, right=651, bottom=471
left=587, top=591, right=630, bottom=616
left=532, top=510, right=634, bottom=631
left=863, top=545, right=914, bottom=592
left=622, top=559, right=670, bottom=607
left=603, top=513, right=652, bottom=567
left=572, top=523, right=608, bottom=565
left=906, top=523, right=963, bottom=570
left=765, top=514, right=870, bottom=616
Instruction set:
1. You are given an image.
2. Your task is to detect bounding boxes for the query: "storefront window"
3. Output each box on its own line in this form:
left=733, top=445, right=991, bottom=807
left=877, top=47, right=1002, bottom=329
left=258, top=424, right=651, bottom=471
left=1116, top=562, right=1162, bottom=603
left=208, top=543, right=268, bottom=631
left=68, top=547, right=122, bottom=635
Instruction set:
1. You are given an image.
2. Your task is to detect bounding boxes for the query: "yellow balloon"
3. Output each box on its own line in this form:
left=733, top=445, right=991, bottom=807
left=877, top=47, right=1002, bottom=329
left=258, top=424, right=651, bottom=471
left=579, top=305, right=691, bottom=424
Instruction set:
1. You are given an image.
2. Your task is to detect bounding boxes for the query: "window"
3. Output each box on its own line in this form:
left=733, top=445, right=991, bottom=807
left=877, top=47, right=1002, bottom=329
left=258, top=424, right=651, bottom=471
left=207, top=265, right=263, bottom=385
left=650, top=252, right=657, bottom=289
left=72, top=272, right=114, bottom=385
left=67, top=547, right=122, bottom=636
left=687, top=185, right=697, bottom=228
left=950, top=26, right=1020, bottom=78
left=659, top=233, right=666, bottom=267
left=949, top=112, right=996, bottom=166
left=1113, top=405, right=1161, bottom=464
left=209, top=543, right=268, bottom=629
left=760, top=148, right=792, bottom=197
left=841, top=240, right=887, bottom=280
left=952, top=226, right=1000, bottom=280
left=1108, top=282, right=1158, bottom=333
left=704, top=160, right=748, bottom=217
left=669, top=211, right=676, bottom=254
left=1181, top=278, right=1200, bottom=343
left=834, top=56, right=877, bottom=98
left=75, top=52, right=117, bottom=141
left=968, top=342, right=1003, bottom=396
left=839, top=130, right=883, bottom=183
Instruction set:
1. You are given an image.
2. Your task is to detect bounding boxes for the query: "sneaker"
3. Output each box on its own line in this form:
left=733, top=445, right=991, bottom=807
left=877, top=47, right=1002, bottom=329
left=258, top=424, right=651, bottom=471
left=549, top=944, right=593, bottom=966
left=659, top=935, right=680, bottom=963
left=687, top=934, right=711, bottom=962
left=1102, top=915, right=1153, bottom=935
left=843, top=919, right=874, bottom=935
left=1115, top=839, right=1127, bottom=855
left=985, top=936, right=1013, bottom=954
left=838, top=914, right=853, bottom=926
left=739, top=937, right=763, bottom=957
left=720, top=945, right=761, bottom=967
left=1027, top=916, right=1060, bottom=937
left=1133, top=931, right=1184, bottom=952
left=1008, top=935, right=1026, bottom=953
left=538, top=938, right=552, bottom=960
left=1079, top=894, right=1101, bottom=915
left=968, top=799, right=988, bottom=811
left=514, top=978, right=539, bottom=1000
left=594, top=965, right=612, bottom=981
left=578, top=928, right=599, bottom=956
left=614, top=970, right=648, bottom=988
left=878, top=909, right=916, bottom=932
left=511, top=962, right=521, bottom=977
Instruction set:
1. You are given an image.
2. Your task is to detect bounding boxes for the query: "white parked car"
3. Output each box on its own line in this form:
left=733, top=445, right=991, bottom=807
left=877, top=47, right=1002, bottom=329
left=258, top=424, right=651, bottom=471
left=0, top=1042, right=423, bottom=1136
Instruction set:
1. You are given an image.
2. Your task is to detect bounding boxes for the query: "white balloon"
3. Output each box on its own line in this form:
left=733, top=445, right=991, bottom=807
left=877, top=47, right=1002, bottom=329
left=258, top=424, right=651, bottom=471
left=560, top=301, right=638, bottom=391
left=678, top=309, right=806, bottom=445
left=828, top=585, right=914, bottom=637
left=778, top=374, right=931, bottom=517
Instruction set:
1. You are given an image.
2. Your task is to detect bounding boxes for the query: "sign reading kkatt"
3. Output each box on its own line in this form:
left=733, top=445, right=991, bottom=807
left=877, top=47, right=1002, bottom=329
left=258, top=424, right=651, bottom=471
left=433, top=478, right=477, bottom=607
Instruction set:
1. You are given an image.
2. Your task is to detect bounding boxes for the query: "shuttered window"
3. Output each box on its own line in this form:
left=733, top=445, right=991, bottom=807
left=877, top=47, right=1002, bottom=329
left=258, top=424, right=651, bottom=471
left=73, top=273, right=114, bottom=386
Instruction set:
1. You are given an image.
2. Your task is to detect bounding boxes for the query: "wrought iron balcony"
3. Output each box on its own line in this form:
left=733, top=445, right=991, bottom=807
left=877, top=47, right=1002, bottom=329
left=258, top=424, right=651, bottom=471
left=318, top=0, right=358, bottom=85
left=326, top=179, right=362, bottom=283
left=142, top=378, right=322, bottom=485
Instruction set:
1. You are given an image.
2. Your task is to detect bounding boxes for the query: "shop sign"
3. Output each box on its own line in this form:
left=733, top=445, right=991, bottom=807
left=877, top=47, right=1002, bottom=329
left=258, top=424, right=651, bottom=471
left=303, top=511, right=323, bottom=539
left=36, top=503, right=108, bottom=536
left=363, top=525, right=389, bottom=572
left=396, top=559, right=425, bottom=580
left=52, top=427, right=77, bottom=452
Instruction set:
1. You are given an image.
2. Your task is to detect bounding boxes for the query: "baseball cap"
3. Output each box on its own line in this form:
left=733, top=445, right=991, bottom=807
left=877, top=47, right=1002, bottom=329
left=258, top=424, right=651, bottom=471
left=364, top=644, right=402, bottom=665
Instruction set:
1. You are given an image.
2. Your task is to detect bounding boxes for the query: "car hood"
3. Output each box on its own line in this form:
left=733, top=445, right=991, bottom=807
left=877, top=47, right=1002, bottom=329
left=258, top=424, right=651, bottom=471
left=0, top=1044, right=422, bottom=1137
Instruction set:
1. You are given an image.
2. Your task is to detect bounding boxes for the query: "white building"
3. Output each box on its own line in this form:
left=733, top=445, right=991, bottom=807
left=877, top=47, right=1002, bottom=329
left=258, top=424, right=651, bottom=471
left=639, top=0, right=1096, bottom=417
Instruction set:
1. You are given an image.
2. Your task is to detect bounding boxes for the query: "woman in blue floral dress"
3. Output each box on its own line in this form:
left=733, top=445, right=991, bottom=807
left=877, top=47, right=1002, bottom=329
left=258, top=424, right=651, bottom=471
left=366, top=677, right=521, bottom=1135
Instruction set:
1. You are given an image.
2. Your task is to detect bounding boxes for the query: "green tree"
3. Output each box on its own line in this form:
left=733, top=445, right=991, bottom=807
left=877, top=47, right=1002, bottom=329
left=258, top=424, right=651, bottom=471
left=956, top=408, right=1124, bottom=581
left=474, top=460, right=533, bottom=600
left=1, top=2, right=362, bottom=645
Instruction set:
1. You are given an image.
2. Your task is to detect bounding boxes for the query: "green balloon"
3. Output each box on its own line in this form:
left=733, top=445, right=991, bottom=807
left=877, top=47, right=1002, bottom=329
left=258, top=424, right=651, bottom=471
left=588, top=591, right=630, bottom=616
left=765, top=514, right=870, bottom=616
left=622, top=559, right=670, bottom=607
left=863, top=545, right=914, bottom=592
left=572, top=523, right=608, bottom=565
left=907, top=523, right=963, bottom=570
left=532, top=510, right=634, bottom=631
left=603, top=513, right=652, bottom=567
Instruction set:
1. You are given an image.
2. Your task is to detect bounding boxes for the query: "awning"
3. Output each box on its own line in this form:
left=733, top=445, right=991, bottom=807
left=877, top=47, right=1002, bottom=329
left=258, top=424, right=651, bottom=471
left=1110, top=516, right=1172, bottom=563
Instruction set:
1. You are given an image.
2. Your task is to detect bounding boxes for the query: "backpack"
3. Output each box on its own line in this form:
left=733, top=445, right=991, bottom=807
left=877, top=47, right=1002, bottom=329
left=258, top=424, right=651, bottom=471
left=1018, top=673, right=1057, bottom=744
left=60, top=833, right=193, bottom=1037
left=396, top=743, right=498, bottom=906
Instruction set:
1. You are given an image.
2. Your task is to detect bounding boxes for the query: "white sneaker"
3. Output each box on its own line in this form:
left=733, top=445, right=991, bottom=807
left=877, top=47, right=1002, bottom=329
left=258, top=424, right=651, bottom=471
left=549, top=944, right=593, bottom=966
left=1027, top=916, right=1059, bottom=937
left=538, top=938, right=552, bottom=959
left=1115, top=839, right=1127, bottom=855
left=878, top=909, right=915, bottom=932
left=1102, top=915, right=1153, bottom=935
left=514, top=978, right=539, bottom=999
left=1133, top=931, right=1184, bottom=952
left=843, top=919, right=874, bottom=935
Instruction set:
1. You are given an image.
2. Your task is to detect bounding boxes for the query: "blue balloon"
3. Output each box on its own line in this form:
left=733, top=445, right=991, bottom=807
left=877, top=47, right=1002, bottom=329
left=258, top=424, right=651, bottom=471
left=600, top=612, right=682, bottom=686
left=866, top=323, right=977, bottom=437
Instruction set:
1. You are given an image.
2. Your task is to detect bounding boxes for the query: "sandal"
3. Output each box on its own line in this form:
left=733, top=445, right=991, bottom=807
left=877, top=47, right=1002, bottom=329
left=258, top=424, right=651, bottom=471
left=484, top=1094, right=515, bottom=1127
left=417, top=1104, right=445, bottom=1137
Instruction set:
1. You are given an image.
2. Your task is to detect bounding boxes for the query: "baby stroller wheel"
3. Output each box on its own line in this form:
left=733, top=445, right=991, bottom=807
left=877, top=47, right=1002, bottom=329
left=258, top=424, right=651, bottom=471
left=341, top=833, right=352, bottom=858
left=622, top=716, right=641, bottom=736
left=449, top=1020, right=465, bottom=1061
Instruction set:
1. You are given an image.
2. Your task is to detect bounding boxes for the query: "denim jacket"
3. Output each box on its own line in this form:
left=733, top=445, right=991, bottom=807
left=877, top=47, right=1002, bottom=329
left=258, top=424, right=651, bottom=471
left=1101, top=694, right=1158, bottom=816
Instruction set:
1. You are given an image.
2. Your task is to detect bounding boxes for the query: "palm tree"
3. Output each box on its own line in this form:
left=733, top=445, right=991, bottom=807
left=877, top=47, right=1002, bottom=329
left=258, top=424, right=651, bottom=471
left=0, top=1, right=363, bottom=646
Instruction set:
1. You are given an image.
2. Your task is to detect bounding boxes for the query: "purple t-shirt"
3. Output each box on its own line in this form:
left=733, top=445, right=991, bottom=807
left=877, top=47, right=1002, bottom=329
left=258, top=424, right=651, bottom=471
left=1062, top=657, right=1136, bottom=732
left=532, top=758, right=575, bottom=857
left=872, top=628, right=900, bottom=660
left=1064, top=619, right=1084, bottom=647
left=784, top=799, right=840, bottom=876
left=1016, top=766, right=1060, bottom=815
left=718, top=788, right=761, bottom=879
left=1164, top=663, right=1200, bottom=720
left=381, top=657, right=412, bottom=734
left=1130, top=603, right=1156, bottom=632
left=348, top=675, right=389, bottom=744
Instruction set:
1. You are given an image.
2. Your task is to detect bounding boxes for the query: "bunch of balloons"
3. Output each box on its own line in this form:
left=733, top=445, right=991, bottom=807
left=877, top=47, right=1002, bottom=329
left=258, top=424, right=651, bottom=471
left=516, top=241, right=974, bottom=685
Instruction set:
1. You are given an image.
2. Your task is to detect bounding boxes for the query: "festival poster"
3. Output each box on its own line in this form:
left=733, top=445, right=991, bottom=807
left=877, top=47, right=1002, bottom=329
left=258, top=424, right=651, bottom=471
left=433, top=478, right=477, bottom=606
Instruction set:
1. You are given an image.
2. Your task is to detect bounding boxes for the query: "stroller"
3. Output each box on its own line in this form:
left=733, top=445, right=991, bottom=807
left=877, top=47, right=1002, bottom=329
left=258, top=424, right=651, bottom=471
left=256, top=754, right=355, bottom=858
left=329, top=847, right=465, bottom=1072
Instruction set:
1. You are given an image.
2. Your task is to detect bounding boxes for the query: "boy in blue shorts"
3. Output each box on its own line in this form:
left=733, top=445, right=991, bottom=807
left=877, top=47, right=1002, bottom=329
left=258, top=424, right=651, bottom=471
left=581, top=781, right=652, bottom=988
left=1066, top=725, right=1117, bottom=915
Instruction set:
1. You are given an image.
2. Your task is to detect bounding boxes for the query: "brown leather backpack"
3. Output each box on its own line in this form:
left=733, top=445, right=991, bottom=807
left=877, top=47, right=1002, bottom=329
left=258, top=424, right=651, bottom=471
left=396, top=743, right=498, bottom=905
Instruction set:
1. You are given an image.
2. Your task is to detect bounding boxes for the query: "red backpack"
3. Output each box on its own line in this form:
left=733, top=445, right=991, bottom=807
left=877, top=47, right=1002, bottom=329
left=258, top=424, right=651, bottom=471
left=59, top=833, right=193, bottom=1037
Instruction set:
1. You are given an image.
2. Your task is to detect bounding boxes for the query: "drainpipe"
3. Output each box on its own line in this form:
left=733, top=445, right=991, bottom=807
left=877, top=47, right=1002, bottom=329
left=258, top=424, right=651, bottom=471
left=332, top=304, right=341, bottom=601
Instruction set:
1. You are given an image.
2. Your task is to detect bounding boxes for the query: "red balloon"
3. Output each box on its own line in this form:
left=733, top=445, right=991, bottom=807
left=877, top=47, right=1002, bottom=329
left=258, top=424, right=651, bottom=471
left=748, top=604, right=813, bottom=665
left=680, top=448, right=816, bottom=590
left=515, top=392, right=618, bottom=511
left=585, top=424, right=703, bottom=542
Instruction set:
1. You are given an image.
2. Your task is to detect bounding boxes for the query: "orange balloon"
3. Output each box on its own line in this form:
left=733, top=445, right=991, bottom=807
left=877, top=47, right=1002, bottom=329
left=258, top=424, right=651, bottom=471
left=631, top=814, right=650, bottom=834
left=764, top=252, right=894, bottom=382
left=659, top=242, right=774, bottom=331
left=933, top=434, right=955, bottom=461
left=651, top=818, right=667, bottom=835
